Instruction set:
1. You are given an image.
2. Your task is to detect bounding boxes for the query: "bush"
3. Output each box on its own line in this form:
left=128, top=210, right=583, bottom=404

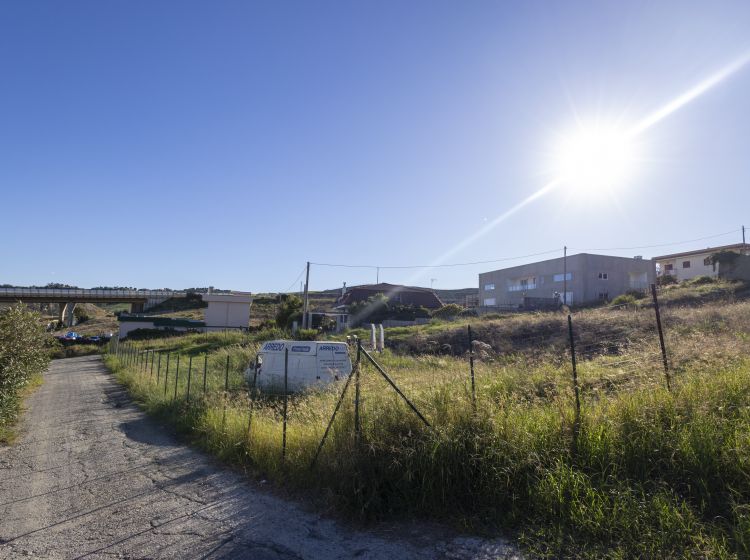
left=0, top=305, right=50, bottom=437
left=73, top=306, right=90, bottom=323
left=686, top=275, right=715, bottom=286
left=624, top=289, right=647, bottom=299
left=295, top=328, right=318, bottom=341
left=657, top=274, right=678, bottom=286
left=431, top=304, right=464, bottom=320
left=276, top=294, right=303, bottom=329
left=610, top=294, right=637, bottom=307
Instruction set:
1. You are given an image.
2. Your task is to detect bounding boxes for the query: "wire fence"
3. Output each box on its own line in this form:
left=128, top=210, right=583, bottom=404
left=107, top=283, right=677, bottom=467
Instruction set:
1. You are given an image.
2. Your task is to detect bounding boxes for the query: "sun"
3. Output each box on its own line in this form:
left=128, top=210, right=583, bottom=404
left=553, top=123, right=636, bottom=195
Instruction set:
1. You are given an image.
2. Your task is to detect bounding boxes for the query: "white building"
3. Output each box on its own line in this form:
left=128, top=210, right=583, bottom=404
left=201, top=292, right=253, bottom=331
left=652, top=243, right=750, bottom=282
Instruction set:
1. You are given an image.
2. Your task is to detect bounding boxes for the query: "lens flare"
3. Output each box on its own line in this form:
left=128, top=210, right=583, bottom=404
left=553, top=123, right=636, bottom=195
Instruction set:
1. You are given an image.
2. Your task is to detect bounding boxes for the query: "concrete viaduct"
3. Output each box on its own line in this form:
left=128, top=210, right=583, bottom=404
left=0, top=288, right=186, bottom=327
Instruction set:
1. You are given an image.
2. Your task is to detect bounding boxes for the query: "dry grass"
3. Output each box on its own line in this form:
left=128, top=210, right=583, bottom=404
left=106, top=288, right=750, bottom=558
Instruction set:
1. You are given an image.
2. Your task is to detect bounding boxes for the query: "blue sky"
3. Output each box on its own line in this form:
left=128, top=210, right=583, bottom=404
left=2, top=1, right=750, bottom=293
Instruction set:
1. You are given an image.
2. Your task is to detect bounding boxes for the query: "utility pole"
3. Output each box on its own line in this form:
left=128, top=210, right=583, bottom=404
left=302, top=261, right=310, bottom=330
left=563, top=246, right=567, bottom=306
left=376, top=267, right=380, bottom=284
left=430, top=278, right=437, bottom=289
left=743, top=225, right=746, bottom=252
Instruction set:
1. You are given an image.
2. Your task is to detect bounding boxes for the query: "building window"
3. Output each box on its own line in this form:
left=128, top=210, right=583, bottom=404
left=665, top=263, right=674, bottom=271
left=483, top=298, right=496, bottom=306
left=683, top=261, right=691, bottom=269
left=553, top=272, right=572, bottom=282
left=484, top=283, right=495, bottom=291
left=598, top=272, right=608, bottom=280
left=598, top=292, right=609, bottom=300
left=703, top=257, right=712, bottom=266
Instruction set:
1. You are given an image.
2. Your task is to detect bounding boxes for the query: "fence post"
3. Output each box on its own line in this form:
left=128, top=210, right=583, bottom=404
left=203, top=354, right=208, bottom=393
left=186, top=355, right=193, bottom=401
left=354, top=341, right=362, bottom=444
left=156, top=352, right=162, bottom=383
left=221, top=355, right=230, bottom=432
left=150, top=350, right=155, bottom=377
left=282, top=348, right=288, bottom=463
left=567, top=314, right=581, bottom=439
left=651, top=283, right=671, bottom=391
left=247, top=355, right=259, bottom=440
left=164, top=353, right=170, bottom=396
left=173, top=355, right=180, bottom=400
left=468, top=325, right=476, bottom=412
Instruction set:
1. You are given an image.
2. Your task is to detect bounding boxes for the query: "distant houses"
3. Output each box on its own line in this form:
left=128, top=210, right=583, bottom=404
left=652, top=243, right=750, bottom=282
left=478, top=253, right=654, bottom=310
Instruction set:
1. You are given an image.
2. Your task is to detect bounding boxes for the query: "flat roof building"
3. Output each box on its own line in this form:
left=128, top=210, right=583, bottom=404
left=652, top=243, right=750, bottom=282
left=479, top=253, right=655, bottom=310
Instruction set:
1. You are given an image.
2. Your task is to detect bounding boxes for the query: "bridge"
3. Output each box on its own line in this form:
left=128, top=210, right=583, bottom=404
left=0, top=288, right=186, bottom=326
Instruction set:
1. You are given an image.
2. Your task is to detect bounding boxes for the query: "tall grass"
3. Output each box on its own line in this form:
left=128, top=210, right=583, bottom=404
left=107, top=303, right=750, bottom=558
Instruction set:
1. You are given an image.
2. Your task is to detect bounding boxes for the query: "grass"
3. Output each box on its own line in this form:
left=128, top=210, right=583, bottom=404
left=106, top=287, right=750, bottom=558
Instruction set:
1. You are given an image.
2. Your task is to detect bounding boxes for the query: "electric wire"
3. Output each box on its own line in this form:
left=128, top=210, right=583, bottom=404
left=305, top=226, right=746, bottom=274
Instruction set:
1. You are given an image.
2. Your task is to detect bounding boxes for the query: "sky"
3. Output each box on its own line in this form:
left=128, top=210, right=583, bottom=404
left=2, top=0, right=750, bottom=293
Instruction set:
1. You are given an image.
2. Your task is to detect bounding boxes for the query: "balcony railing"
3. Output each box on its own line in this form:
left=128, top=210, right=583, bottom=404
left=508, top=284, right=537, bottom=292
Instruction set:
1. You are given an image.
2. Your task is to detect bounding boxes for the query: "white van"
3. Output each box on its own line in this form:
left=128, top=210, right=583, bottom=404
left=245, top=340, right=352, bottom=393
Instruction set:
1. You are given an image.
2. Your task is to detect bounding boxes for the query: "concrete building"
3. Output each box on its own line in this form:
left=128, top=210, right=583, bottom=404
left=652, top=243, right=750, bottom=282
left=479, top=253, right=654, bottom=310
left=201, top=292, right=253, bottom=331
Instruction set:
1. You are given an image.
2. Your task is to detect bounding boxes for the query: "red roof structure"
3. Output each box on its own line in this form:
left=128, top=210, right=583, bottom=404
left=337, top=283, right=443, bottom=309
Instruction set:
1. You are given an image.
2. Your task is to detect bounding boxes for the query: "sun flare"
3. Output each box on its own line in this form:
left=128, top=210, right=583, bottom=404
left=553, top=124, right=636, bottom=195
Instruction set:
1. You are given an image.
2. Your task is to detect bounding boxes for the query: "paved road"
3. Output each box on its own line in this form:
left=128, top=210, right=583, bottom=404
left=0, top=356, right=520, bottom=560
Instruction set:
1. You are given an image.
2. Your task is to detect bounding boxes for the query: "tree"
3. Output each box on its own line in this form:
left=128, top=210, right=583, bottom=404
left=275, top=294, right=303, bottom=329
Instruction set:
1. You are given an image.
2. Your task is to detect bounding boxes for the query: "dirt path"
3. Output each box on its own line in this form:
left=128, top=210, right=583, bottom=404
left=0, top=356, right=520, bottom=560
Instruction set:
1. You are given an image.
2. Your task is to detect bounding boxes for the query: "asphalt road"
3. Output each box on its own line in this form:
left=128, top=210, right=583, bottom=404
left=0, top=356, right=520, bottom=560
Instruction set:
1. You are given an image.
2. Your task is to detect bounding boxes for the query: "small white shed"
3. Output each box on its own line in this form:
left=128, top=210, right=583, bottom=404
left=201, top=292, right=253, bottom=331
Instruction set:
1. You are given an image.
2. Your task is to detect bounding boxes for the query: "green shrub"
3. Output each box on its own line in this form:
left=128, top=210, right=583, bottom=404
left=295, top=328, right=318, bottom=341
left=276, top=294, right=303, bottom=328
left=431, top=303, right=463, bottom=320
left=0, top=305, right=50, bottom=439
left=657, top=274, right=678, bottom=286
left=687, top=275, right=715, bottom=286
left=73, top=306, right=90, bottom=323
left=610, top=294, right=637, bottom=307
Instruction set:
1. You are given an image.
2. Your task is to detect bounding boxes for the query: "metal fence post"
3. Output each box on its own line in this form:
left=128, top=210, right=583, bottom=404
left=164, top=353, right=170, bottom=396
left=247, top=355, right=259, bottom=440
left=567, top=314, right=581, bottom=429
left=282, top=348, right=288, bottom=462
left=186, top=355, right=193, bottom=401
left=173, top=355, right=180, bottom=400
left=468, top=325, right=476, bottom=412
left=221, top=355, right=230, bottom=432
left=203, top=354, right=208, bottom=393
left=354, top=341, right=362, bottom=444
left=651, top=283, right=671, bottom=391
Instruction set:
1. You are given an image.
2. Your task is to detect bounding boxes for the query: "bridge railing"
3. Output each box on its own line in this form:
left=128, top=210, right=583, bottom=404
left=0, top=288, right=187, bottom=299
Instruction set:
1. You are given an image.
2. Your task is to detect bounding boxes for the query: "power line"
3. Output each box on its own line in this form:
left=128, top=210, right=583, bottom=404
left=301, top=226, right=746, bottom=283
left=310, top=249, right=563, bottom=271
left=572, top=228, right=741, bottom=252
left=282, top=265, right=307, bottom=293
